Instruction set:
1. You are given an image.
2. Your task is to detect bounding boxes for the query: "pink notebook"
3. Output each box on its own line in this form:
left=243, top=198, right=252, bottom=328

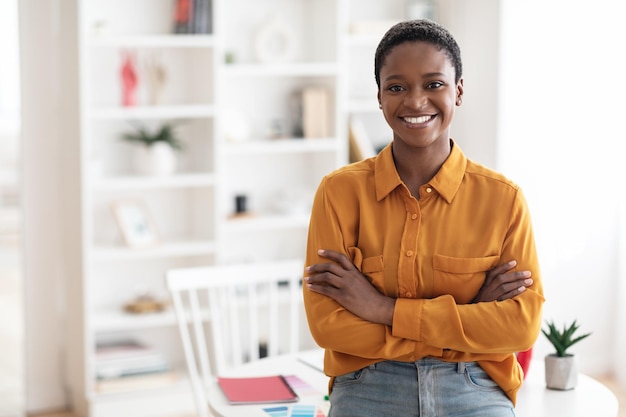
left=217, top=375, right=299, bottom=404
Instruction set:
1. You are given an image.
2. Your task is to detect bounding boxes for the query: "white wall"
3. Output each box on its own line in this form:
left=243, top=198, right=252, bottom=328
left=444, top=0, right=501, bottom=168
left=20, top=0, right=83, bottom=412
left=497, top=0, right=626, bottom=377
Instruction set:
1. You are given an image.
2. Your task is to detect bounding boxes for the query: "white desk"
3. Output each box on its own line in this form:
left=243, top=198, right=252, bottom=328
left=207, top=351, right=619, bottom=417
left=515, top=360, right=618, bottom=417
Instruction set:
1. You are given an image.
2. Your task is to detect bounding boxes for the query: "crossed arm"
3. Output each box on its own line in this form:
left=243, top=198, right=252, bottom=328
left=305, top=249, right=533, bottom=327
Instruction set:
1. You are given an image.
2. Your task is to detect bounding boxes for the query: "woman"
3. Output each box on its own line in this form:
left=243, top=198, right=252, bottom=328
left=303, top=19, right=544, bottom=417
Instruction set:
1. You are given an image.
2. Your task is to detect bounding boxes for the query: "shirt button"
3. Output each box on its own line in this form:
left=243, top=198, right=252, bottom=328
left=426, top=187, right=432, bottom=193
left=405, top=292, right=412, bottom=298
left=406, top=250, right=413, bottom=257
left=411, top=213, right=418, bottom=220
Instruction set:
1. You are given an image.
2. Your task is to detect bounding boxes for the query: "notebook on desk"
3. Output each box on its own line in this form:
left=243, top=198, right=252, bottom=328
left=217, top=375, right=299, bottom=404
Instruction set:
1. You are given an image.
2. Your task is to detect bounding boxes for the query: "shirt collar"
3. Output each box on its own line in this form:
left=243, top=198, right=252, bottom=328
left=374, top=139, right=467, bottom=203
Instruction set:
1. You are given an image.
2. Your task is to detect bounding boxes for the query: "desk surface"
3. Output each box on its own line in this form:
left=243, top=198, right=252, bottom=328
left=515, top=360, right=618, bottom=417
left=207, top=350, right=619, bottom=417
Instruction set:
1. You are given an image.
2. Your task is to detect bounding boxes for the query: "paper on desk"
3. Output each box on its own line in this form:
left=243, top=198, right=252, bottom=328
left=262, top=403, right=328, bottom=417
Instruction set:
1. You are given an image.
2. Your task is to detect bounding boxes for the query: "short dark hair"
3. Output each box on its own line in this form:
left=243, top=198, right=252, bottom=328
left=374, top=19, right=463, bottom=88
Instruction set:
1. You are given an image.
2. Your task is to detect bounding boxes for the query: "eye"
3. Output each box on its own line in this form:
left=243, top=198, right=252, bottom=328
left=426, top=81, right=445, bottom=89
left=387, top=84, right=405, bottom=93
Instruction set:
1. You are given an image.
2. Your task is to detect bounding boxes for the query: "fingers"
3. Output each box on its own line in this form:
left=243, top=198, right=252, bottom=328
left=487, top=260, right=531, bottom=284
left=305, top=249, right=355, bottom=275
left=497, top=286, right=527, bottom=301
left=486, top=260, right=517, bottom=281
left=472, top=260, right=534, bottom=303
left=317, top=249, right=354, bottom=270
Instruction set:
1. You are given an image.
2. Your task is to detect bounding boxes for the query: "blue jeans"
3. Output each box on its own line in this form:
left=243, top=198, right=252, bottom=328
left=328, top=358, right=515, bottom=417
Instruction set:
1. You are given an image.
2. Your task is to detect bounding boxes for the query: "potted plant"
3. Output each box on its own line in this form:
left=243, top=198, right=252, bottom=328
left=121, top=123, right=184, bottom=176
left=542, top=320, right=591, bottom=390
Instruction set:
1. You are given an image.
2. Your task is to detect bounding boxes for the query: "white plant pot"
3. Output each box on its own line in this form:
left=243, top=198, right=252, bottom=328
left=135, top=142, right=177, bottom=176
left=545, top=354, right=578, bottom=390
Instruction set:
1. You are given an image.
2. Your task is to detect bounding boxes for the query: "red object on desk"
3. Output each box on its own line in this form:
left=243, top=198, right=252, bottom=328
left=217, top=375, right=299, bottom=404
left=517, top=347, right=533, bottom=379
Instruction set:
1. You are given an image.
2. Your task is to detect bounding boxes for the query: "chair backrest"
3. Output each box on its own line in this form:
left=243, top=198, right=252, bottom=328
left=166, top=259, right=305, bottom=417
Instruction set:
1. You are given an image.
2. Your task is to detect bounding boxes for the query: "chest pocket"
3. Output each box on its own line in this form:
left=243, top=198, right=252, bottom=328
left=432, top=254, right=499, bottom=303
left=348, top=246, right=385, bottom=293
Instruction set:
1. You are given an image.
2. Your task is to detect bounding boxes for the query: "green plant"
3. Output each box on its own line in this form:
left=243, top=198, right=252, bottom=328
left=121, top=123, right=184, bottom=151
left=542, top=320, right=591, bottom=357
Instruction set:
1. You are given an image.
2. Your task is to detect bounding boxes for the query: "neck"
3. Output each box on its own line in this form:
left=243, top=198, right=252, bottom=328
left=391, top=139, right=452, bottom=195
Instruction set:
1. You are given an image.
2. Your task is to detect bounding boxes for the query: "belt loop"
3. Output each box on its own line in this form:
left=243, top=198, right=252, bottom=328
left=457, top=362, right=466, bottom=374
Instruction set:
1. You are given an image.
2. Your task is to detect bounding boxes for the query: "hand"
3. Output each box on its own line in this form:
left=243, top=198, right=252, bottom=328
left=471, top=260, right=533, bottom=303
left=305, top=249, right=395, bottom=325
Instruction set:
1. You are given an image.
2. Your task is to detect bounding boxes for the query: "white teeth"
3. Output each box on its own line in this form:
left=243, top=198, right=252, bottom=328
left=404, top=115, right=431, bottom=124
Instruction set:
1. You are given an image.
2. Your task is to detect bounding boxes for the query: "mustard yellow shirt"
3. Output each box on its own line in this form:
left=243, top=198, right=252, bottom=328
left=303, top=141, right=544, bottom=405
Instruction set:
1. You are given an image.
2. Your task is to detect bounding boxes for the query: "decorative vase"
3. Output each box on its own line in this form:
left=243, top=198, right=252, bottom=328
left=544, top=354, right=578, bottom=390
left=135, top=142, right=177, bottom=176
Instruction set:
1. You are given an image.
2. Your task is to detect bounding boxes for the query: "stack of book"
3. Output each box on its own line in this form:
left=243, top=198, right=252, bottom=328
left=173, top=0, right=213, bottom=34
left=94, top=339, right=178, bottom=393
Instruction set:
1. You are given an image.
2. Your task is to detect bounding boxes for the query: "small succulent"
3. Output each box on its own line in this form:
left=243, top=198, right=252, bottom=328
left=121, top=123, right=184, bottom=151
left=542, top=320, right=591, bottom=357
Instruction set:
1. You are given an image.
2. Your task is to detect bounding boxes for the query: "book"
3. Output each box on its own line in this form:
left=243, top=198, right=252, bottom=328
left=94, top=370, right=180, bottom=393
left=173, top=0, right=193, bottom=34
left=192, top=0, right=212, bottom=34
left=217, top=375, right=299, bottom=404
left=348, top=115, right=377, bottom=162
left=302, top=87, right=330, bottom=138
left=174, top=0, right=212, bottom=34
left=95, top=339, right=170, bottom=379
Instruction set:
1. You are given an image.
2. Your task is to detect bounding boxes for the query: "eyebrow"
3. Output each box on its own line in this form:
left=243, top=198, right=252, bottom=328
left=382, top=72, right=449, bottom=83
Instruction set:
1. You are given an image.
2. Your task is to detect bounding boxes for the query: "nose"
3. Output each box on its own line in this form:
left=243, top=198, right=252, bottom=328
left=403, top=88, right=428, bottom=109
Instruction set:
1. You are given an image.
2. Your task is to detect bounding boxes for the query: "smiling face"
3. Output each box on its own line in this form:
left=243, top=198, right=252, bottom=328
left=378, top=41, right=463, bottom=152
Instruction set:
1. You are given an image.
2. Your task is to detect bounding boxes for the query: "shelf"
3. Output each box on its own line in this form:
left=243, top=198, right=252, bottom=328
left=89, top=104, right=215, bottom=120
left=223, top=213, right=310, bottom=232
left=87, top=34, right=215, bottom=48
left=222, top=62, right=339, bottom=77
left=91, top=239, right=216, bottom=262
left=222, top=138, right=337, bottom=154
left=93, top=308, right=179, bottom=332
left=92, top=173, right=216, bottom=190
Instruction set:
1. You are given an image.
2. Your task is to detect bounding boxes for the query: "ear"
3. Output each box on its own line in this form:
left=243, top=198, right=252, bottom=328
left=377, top=91, right=382, bottom=109
left=456, top=78, right=464, bottom=106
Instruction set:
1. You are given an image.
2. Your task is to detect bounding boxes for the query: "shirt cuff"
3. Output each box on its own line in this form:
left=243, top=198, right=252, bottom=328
left=391, top=297, right=424, bottom=341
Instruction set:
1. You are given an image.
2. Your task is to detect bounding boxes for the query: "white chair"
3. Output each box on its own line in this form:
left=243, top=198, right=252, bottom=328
left=166, top=259, right=306, bottom=417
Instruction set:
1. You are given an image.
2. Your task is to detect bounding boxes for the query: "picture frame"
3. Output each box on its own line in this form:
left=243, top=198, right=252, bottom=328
left=111, top=200, right=159, bottom=248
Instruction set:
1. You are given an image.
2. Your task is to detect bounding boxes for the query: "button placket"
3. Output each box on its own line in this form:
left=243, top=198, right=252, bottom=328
left=399, top=199, right=420, bottom=298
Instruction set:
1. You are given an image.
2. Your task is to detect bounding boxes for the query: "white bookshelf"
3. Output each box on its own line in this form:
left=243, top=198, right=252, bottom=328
left=74, top=0, right=347, bottom=415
